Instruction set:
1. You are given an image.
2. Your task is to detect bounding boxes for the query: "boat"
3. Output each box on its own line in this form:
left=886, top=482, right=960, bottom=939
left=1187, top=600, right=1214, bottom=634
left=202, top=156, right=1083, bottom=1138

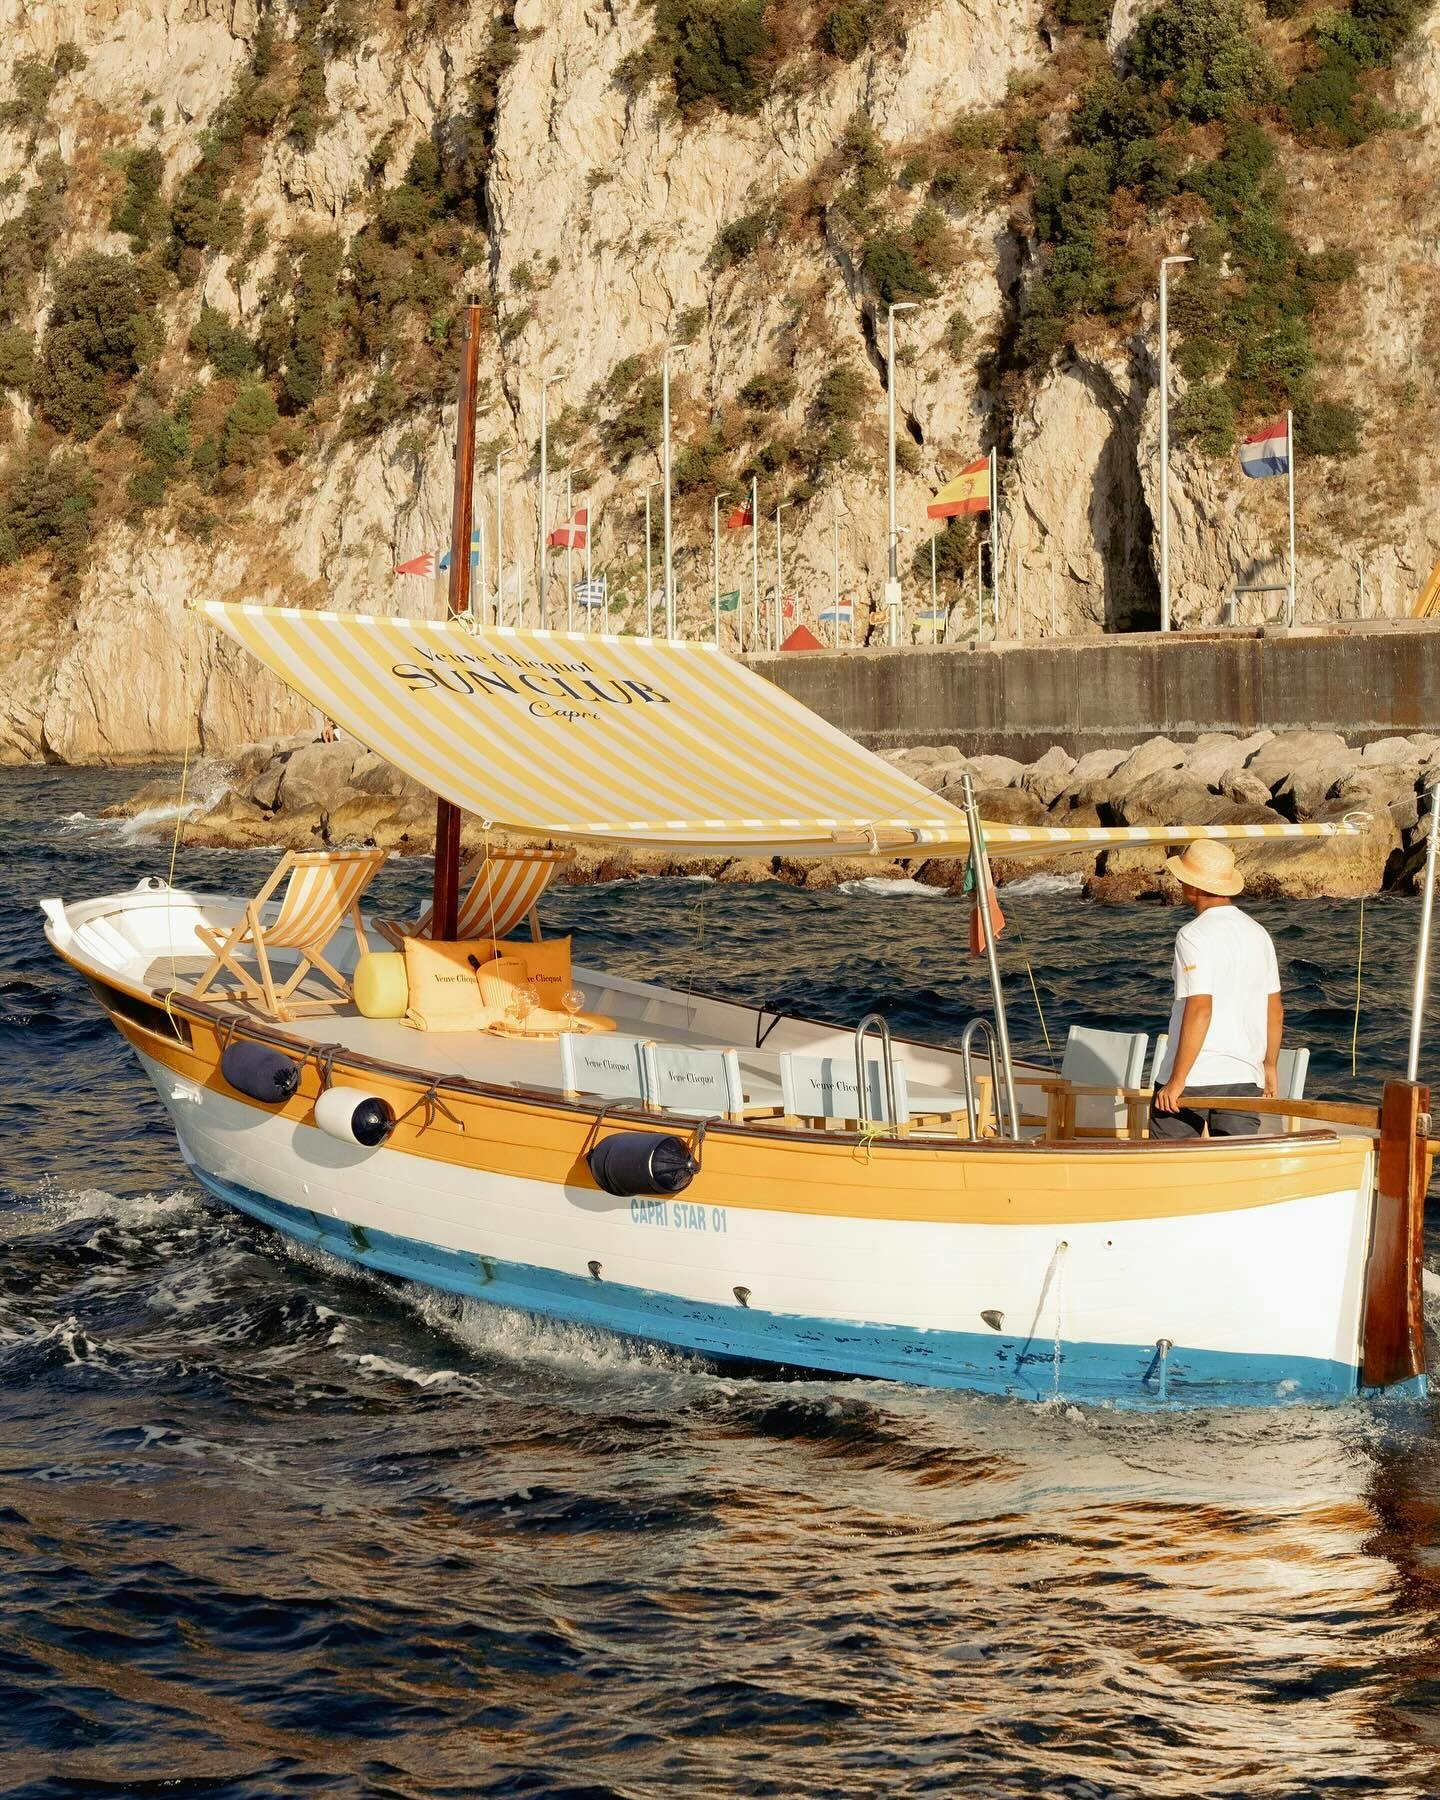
left=38, top=313, right=1438, bottom=1409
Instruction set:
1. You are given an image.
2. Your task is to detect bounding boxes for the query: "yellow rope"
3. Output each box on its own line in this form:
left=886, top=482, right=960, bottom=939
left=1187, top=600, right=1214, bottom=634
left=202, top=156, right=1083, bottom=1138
left=1351, top=893, right=1365, bottom=1080
left=1006, top=908, right=1057, bottom=1070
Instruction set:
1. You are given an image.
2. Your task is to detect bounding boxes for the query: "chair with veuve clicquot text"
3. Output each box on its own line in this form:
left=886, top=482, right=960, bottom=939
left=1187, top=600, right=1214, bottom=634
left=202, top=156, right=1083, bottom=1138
left=190, top=848, right=387, bottom=1021
left=375, top=846, right=574, bottom=950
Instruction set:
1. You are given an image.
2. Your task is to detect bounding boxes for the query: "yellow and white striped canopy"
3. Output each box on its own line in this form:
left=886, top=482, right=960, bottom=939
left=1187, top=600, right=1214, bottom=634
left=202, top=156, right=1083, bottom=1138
left=198, top=605, right=1356, bottom=859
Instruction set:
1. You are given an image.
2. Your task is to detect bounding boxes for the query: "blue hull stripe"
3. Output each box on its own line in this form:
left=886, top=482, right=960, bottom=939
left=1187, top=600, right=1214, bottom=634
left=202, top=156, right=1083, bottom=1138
left=191, top=1168, right=1424, bottom=1409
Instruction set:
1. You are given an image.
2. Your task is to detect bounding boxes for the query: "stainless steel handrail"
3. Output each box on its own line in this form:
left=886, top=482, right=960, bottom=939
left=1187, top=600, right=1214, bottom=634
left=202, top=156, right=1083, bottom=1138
left=854, top=1011, right=898, bottom=1131
left=959, top=773, right=1021, bottom=1140
left=959, top=1017, right=1004, bottom=1139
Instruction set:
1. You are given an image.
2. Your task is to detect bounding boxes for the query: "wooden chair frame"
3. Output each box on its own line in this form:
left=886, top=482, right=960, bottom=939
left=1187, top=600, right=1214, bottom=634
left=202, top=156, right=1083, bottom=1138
left=191, top=849, right=385, bottom=1021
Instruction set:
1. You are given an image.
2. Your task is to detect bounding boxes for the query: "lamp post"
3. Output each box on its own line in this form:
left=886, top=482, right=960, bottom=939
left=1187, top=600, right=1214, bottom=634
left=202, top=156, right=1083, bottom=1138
left=494, top=450, right=506, bottom=625
left=885, top=301, right=918, bottom=647
left=749, top=474, right=759, bottom=654
left=712, top=490, right=733, bottom=647
left=831, top=492, right=841, bottom=648
left=662, top=346, right=680, bottom=637
left=774, top=501, right=790, bottom=652
left=538, top=369, right=571, bottom=630
left=1158, top=254, right=1192, bottom=634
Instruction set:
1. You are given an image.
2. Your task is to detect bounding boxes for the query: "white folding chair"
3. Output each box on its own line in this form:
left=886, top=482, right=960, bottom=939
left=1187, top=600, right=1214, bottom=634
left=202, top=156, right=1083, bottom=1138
left=641, top=1044, right=745, bottom=1120
left=778, top=1052, right=911, bottom=1128
left=1061, top=1026, right=1148, bottom=1136
left=559, top=1033, right=651, bottom=1104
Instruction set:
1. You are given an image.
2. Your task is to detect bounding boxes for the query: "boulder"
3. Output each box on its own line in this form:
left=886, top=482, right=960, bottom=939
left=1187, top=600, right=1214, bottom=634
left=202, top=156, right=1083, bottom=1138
left=913, top=760, right=972, bottom=792
left=1083, top=868, right=1172, bottom=905
left=350, top=751, right=423, bottom=801
left=1111, top=771, right=1235, bottom=828
left=899, top=746, right=948, bottom=768
left=247, top=758, right=288, bottom=811
left=1186, top=738, right=1249, bottom=789
left=275, top=740, right=364, bottom=816
left=1068, top=747, right=1127, bottom=783
left=1222, top=770, right=1274, bottom=807
left=715, top=857, right=778, bottom=883
left=1020, top=745, right=1078, bottom=808
left=1235, top=801, right=1398, bottom=899
left=1245, top=730, right=1354, bottom=793
left=1110, top=735, right=1187, bottom=785
left=1329, top=765, right=1423, bottom=834
left=991, top=802, right=1105, bottom=885
left=1270, top=760, right=1356, bottom=821
left=966, top=753, right=1025, bottom=787
left=1360, top=735, right=1420, bottom=765
left=794, top=857, right=906, bottom=890
left=962, top=785, right=1049, bottom=825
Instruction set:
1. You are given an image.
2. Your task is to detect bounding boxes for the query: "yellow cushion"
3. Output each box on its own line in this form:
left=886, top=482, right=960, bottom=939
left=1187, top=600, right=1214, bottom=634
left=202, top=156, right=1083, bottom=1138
left=354, top=952, right=409, bottom=1020
left=511, top=935, right=574, bottom=1012
left=402, top=937, right=497, bottom=1032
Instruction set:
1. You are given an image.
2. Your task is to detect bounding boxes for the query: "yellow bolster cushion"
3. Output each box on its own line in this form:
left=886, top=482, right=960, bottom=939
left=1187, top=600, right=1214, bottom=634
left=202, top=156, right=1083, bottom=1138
left=354, top=952, right=409, bottom=1020
left=402, top=936, right=498, bottom=1032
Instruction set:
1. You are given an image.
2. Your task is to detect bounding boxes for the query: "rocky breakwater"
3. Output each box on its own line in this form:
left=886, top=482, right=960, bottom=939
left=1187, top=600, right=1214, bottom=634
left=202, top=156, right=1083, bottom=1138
left=110, top=729, right=1440, bottom=901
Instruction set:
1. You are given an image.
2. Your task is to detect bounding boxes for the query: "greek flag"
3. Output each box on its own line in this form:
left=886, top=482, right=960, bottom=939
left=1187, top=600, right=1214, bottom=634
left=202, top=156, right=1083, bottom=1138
left=576, top=577, right=607, bottom=610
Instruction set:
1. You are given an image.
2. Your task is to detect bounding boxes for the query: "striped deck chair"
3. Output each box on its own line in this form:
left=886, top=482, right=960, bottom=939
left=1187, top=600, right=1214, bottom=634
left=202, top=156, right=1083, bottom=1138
left=375, top=846, right=574, bottom=949
left=191, top=848, right=387, bottom=1021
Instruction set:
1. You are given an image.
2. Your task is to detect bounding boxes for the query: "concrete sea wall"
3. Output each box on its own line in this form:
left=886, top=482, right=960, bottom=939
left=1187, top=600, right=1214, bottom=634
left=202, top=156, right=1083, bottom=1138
left=751, top=623, right=1440, bottom=762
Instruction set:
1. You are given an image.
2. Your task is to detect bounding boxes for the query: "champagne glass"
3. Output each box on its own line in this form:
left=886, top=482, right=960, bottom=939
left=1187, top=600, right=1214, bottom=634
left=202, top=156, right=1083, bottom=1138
left=516, top=986, right=538, bottom=1034
left=561, top=987, right=585, bottom=1028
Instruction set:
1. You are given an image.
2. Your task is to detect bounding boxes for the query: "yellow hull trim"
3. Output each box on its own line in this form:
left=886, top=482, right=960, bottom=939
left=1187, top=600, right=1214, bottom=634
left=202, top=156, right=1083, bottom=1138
left=103, top=986, right=1374, bottom=1231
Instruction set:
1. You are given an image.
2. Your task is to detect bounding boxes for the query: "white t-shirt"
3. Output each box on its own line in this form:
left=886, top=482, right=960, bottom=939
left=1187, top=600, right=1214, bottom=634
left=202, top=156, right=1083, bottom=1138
left=1155, top=904, right=1280, bottom=1089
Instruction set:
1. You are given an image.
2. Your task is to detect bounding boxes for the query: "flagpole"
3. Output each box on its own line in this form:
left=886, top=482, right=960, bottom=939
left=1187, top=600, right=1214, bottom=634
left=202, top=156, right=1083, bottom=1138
left=644, top=484, right=654, bottom=636
left=775, top=502, right=789, bottom=652
left=831, top=495, right=840, bottom=649
left=1158, top=252, right=1193, bottom=635
left=662, top=347, right=675, bottom=638
left=712, top=491, right=731, bottom=648
left=494, top=451, right=504, bottom=626
left=1286, top=409, right=1296, bottom=628
left=539, top=379, right=549, bottom=631
left=930, top=533, right=937, bottom=643
left=988, top=448, right=1000, bottom=638
left=566, top=482, right=577, bottom=627
left=750, top=476, right=759, bottom=654
left=476, top=513, right=486, bottom=624
left=585, top=489, right=592, bottom=611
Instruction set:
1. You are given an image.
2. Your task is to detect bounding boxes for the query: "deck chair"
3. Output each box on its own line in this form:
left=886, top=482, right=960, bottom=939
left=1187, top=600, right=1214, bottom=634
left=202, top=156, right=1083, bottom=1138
left=778, top=1052, right=912, bottom=1130
left=1051, top=1026, right=1149, bottom=1138
left=376, top=847, right=573, bottom=949
left=642, top=1044, right=746, bottom=1121
left=191, top=849, right=386, bottom=1021
left=1149, top=1035, right=1309, bottom=1099
left=559, top=1033, right=651, bottom=1103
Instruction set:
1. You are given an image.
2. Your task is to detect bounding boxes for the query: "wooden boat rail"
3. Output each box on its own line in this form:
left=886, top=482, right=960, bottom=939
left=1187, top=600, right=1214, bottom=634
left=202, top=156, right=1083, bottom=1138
left=1032, top=1077, right=1385, bottom=1142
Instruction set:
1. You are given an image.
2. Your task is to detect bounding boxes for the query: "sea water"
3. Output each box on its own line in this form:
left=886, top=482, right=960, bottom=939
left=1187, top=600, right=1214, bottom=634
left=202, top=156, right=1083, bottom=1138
left=4, top=763, right=1440, bottom=1798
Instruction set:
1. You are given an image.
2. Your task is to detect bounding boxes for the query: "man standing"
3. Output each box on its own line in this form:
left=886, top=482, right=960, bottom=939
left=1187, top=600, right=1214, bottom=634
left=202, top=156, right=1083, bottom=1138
left=1151, top=841, right=1283, bottom=1139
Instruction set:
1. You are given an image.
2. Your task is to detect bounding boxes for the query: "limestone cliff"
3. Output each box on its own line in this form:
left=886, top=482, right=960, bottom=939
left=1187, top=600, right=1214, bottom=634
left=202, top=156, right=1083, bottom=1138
left=0, top=0, right=1436, bottom=761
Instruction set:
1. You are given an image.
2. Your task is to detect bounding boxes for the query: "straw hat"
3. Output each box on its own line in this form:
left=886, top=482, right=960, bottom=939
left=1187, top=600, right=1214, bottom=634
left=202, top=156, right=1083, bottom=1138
left=1163, top=839, right=1244, bottom=897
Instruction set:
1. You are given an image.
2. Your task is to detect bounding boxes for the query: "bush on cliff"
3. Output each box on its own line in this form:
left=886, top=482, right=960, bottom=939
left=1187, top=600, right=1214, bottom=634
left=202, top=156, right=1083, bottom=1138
left=33, top=254, right=164, bottom=439
left=0, top=447, right=94, bottom=579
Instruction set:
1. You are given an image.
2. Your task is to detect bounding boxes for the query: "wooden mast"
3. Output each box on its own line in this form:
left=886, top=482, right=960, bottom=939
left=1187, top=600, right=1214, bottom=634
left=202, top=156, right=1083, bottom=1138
left=431, top=298, right=484, bottom=941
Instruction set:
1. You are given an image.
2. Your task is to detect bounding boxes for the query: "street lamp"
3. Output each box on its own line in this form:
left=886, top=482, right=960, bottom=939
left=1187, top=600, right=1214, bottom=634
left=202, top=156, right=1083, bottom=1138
left=1158, top=254, right=1193, bottom=634
left=643, top=481, right=658, bottom=636
left=774, top=501, right=791, bottom=652
left=712, top=490, right=733, bottom=647
left=886, top=301, right=919, bottom=646
left=493, top=450, right=508, bottom=625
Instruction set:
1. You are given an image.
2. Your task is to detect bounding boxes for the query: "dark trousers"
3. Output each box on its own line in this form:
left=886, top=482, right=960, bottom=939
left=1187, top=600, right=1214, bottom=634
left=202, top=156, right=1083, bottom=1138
left=1149, top=1082, right=1262, bottom=1140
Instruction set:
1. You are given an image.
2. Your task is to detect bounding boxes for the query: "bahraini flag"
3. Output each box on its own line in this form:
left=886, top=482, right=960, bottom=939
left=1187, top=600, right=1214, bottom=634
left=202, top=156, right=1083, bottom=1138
left=394, top=550, right=436, bottom=577
left=1240, top=419, right=1291, bottom=479
left=928, top=456, right=990, bottom=519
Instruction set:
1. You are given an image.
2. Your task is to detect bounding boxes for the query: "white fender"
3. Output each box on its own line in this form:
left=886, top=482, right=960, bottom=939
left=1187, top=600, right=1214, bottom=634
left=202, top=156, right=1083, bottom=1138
left=313, top=1087, right=394, bottom=1148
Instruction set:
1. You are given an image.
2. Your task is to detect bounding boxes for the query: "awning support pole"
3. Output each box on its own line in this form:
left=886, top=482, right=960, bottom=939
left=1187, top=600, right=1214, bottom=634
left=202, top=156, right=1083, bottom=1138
left=432, top=297, right=483, bottom=942
left=1407, top=781, right=1440, bottom=1082
left=960, top=772, right=1019, bottom=1138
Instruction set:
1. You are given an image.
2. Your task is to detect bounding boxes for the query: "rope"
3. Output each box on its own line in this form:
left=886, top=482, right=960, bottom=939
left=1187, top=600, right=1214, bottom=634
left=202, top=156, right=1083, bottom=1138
left=393, top=1080, right=464, bottom=1133
left=482, top=821, right=499, bottom=944
left=1351, top=893, right=1365, bottom=1080
left=1003, top=907, right=1057, bottom=1071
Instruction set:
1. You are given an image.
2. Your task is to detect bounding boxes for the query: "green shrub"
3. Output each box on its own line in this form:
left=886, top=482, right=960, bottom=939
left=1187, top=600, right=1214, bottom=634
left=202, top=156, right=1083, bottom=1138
left=1129, top=0, right=1276, bottom=121
left=600, top=356, right=664, bottom=464
left=815, top=362, right=865, bottom=424
left=861, top=234, right=937, bottom=304
left=110, top=147, right=166, bottom=247
left=190, top=305, right=260, bottom=379
left=1175, top=381, right=1238, bottom=456
left=0, top=327, right=35, bottom=391
left=127, top=466, right=169, bottom=510
left=739, top=370, right=796, bottom=410
left=1294, top=393, right=1363, bottom=455
left=1050, top=0, right=1112, bottom=35
left=0, top=45, right=85, bottom=133
left=140, top=411, right=190, bottom=471
left=222, top=382, right=280, bottom=463
left=710, top=206, right=776, bottom=269
left=33, top=253, right=163, bottom=438
left=0, top=446, right=94, bottom=578
left=644, top=0, right=776, bottom=116
left=0, top=155, right=68, bottom=320
left=944, top=309, right=972, bottom=361
left=911, top=518, right=975, bottom=593
left=1286, top=50, right=1394, bottom=144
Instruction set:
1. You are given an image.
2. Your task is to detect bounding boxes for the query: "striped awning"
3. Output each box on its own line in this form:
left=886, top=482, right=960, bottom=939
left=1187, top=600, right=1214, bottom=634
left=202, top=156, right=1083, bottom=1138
left=198, top=605, right=1358, bottom=859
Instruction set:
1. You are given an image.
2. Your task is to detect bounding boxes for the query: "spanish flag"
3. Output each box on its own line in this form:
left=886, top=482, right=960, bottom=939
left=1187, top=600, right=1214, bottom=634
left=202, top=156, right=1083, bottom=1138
left=928, top=456, right=990, bottom=519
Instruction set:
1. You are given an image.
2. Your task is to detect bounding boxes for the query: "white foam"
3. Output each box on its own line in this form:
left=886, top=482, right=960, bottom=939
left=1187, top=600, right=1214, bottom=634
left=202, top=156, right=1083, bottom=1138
left=1000, top=871, right=1085, bottom=898
left=838, top=876, right=948, bottom=898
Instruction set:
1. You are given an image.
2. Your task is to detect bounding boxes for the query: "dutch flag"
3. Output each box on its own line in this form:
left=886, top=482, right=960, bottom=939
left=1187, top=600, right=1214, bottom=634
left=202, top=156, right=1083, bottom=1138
left=1239, top=418, right=1291, bottom=479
